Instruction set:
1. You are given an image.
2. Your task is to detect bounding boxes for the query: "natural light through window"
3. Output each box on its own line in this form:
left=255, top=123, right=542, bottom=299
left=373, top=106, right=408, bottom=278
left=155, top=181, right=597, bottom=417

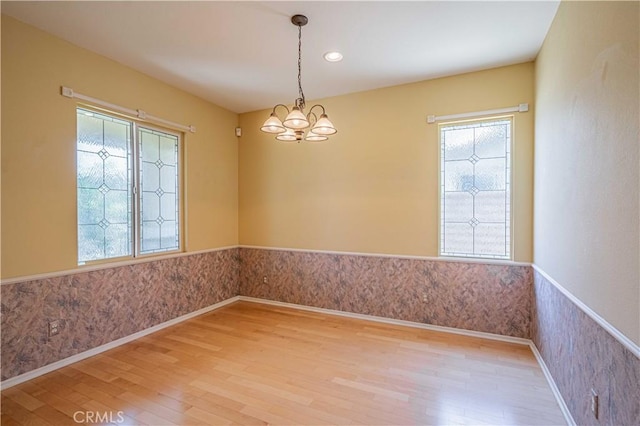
left=439, top=117, right=512, bottom=259
left=77, top=108, right=180, bottom=263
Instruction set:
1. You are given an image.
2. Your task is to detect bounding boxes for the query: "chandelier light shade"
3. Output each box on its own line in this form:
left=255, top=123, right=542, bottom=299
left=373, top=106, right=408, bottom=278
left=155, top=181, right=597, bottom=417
left=304, top=130, right=328, bottom=142
left=283, top=107, right=309, bottom=129
left=275, top=128, right=298, bottom=142
left=260, top=112, right=286, bottom=133
left=311, top=114, right=338, bottom=135
left=260, top=14, right=337, bottom=142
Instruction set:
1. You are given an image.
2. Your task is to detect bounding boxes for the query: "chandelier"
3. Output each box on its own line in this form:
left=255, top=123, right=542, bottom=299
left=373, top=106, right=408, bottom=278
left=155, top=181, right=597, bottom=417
left=260, top=15, right=337, bottom=142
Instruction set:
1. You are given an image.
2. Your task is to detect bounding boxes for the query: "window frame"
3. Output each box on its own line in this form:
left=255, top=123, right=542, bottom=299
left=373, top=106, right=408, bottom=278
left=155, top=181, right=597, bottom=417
left=76, top=106, right=184, bottom=266
left=437, top=114, right=514, bottom=260
left=133, top=122, right=183, bottom=259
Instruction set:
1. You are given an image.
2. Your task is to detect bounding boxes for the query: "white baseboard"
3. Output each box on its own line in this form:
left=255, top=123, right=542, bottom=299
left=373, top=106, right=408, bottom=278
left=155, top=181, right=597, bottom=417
left=529, top=342, right=576, bottom=426
left=0, top=296, right=241, bottom=390
left=238, top=296, right=531, bottom=346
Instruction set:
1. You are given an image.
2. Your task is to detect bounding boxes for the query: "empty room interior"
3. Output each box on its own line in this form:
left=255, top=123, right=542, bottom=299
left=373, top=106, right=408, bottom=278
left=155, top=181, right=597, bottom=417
left=1, top=1, right=638, bottom=425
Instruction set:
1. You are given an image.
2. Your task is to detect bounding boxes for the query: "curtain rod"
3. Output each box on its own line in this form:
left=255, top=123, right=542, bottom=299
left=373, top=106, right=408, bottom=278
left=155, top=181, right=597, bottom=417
left=61, top=86, right=196, bottom=133
left=427, top=103, right=529, bottom=124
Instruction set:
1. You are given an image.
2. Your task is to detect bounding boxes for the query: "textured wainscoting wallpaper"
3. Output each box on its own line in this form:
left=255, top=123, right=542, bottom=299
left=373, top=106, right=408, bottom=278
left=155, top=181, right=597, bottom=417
left=532, top=270, right=640, bottom=426
left=1, top=249, right=239, bottom=381
left=5, top=245, right=640, bottom=426
left=239, top=248, right=533, bottom=338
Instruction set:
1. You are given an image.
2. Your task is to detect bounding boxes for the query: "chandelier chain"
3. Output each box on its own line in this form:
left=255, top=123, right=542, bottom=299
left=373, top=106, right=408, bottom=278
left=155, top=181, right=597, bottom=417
left=297, top=24, right=305, bottom=110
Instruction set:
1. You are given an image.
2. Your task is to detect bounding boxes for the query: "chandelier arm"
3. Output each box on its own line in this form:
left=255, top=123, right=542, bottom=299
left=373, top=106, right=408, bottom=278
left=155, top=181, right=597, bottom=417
left=272, top=103, right=290, bottom=117
left=307, top=104, right=327, bottom=116
left=306, top=111, right=319, bottom=126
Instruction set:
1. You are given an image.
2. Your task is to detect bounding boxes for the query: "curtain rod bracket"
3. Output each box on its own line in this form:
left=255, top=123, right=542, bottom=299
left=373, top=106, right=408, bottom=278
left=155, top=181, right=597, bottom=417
left=61, top=86, right=74, bottom=98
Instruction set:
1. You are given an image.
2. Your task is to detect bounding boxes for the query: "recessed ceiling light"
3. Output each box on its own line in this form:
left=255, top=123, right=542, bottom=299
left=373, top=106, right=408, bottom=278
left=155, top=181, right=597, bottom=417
left=323, top=51, right=343, bottom=62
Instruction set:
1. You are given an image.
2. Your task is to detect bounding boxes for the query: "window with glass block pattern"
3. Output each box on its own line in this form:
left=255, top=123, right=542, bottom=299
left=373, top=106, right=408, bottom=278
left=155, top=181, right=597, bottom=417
left=439, top=117, right=512, bottom=259
left=77, top=108, right=181, bottom=263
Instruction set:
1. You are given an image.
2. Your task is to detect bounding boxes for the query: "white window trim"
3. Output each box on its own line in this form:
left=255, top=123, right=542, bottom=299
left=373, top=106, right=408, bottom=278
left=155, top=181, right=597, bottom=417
left=437, top=115, right=514, bottom=260
left=76, top=107, right=184, bottom=266
left=133, top=122, right=184, bottom=259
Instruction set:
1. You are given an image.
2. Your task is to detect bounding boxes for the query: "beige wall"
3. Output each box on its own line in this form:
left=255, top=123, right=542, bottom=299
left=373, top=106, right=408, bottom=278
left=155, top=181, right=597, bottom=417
left=534, top=2, right=639, bottom=344
left=239, top=63, right=534, bottom=262
left=1, top=16, right=239, bottom=279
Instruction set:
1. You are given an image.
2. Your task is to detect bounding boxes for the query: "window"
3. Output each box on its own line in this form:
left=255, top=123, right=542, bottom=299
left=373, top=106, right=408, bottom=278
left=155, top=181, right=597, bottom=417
left=439, top=117, right=512, bottom=259
left=77, top=108, right=181, bottom=263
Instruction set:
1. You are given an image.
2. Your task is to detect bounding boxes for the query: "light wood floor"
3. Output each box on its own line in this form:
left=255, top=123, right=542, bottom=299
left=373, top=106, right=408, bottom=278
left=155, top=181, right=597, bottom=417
left=1, top=301, right=566, bottom=425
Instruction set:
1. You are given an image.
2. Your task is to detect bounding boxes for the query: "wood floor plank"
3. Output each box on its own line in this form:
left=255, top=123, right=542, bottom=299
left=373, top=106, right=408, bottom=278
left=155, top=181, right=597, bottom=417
left=0, top=397, right=53, bottom=426
left=2, top=388, right=45, bottom=412
left=1, top=301, right=567, bottom=425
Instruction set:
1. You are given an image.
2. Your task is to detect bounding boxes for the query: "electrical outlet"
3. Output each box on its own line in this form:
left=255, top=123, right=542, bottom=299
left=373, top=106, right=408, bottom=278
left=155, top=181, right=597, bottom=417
left=262, top=276, right=268, bottom=284
left=48, top=320, right=60, bottom=337
left=590, top=388, right=599, bottom=419
left=422, top=293, right=428, bottom=302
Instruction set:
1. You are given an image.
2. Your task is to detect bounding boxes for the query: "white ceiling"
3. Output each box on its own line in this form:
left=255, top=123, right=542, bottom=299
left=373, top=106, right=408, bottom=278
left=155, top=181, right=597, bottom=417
left=2, top=1, right=560, bottom=114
